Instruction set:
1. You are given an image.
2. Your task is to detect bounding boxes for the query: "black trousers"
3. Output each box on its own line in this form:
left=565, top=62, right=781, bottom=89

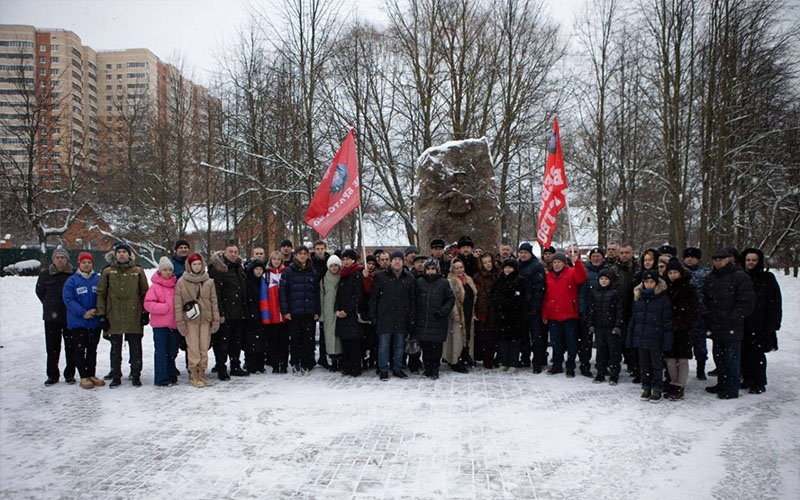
left=289, top=314, right=316, bottom=369
left=638, top=347, right=663, bottom=391
left=244, top=319, right=267, bottom=370
left=213, top=318, right=245, bottom=369
left=71, top=327, right=100, bottom=379
left=340, top=338, right=362, bottom=375
left=267, top=323, right=289, bottom=367
left=742, top=335, right=768, bottom=388
left=109, top=333, right=143, bottom=379
left=421, top=341, right=443, bottom=375
left=318, top=322, right=327, bottom=363
left=594, top=328, right=621, bottom=377
left=44, top=321, right=75, bottom=380
left=578, top=314, right=593, bottom=370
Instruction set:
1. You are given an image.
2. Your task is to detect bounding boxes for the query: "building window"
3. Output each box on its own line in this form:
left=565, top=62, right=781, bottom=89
left=116, top=63, right=122, bottom=69
left=39, top=56, right=45, bottom=64
left=116, top=84, right=122, bottom=89
left=39, top=44, right=46, bottom=52
left=40, top=80, right=46, bottom=88
left=106, top=106, right=112, bottom=111
left=50, top=45, right=59, bottom=51
left=50, top=56, right=59, bottom=63
left=117, top=74, right=122, bottom=79
left=105, top=84, right=111, bottom=90
left=50, top=69, right=58, bottom=75
left=39, top=68, right=46, bottom=75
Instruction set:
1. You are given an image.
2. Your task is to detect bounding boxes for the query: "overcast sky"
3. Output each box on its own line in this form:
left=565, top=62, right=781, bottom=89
left=3, top=0, right=584, bottom=85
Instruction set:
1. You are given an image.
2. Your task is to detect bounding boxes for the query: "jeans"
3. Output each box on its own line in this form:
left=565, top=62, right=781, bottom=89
left=153, top=327, right=180, bottom=385
left=713, top=339, right=741, bottom=395
left=549, top=319, right=577, bottom=371
left=638, top=347, right=664, bottom=392
left=71, top=327, right=100, bottom=379
left=45, top=321, right=75, bottom=380
left=378, top=331, right=406, bottom=373
left=595, top=328, right=621, bottom=377
left=499, top=339, right=520, bottom=368
left=289, top=314, right=316, bottom=369
left=212, top=318, right=245, bottom=369
left=109, top=333, right=143, bottom=379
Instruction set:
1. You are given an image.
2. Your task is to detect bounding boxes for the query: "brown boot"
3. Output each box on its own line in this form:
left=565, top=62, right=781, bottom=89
left=79, top=378, right=94, bottom=389
left=199, top=369, right=213, bottom=387
left=190, top=368, right=204, bottom=388
left=89, top=376, right=105, bottom=387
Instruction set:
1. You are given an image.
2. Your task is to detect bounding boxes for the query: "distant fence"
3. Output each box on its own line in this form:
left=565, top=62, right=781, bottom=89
left=0, top=248, right=159, bottom=276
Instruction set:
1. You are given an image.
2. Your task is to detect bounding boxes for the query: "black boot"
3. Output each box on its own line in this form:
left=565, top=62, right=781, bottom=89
left=109, top=377, right=121, bottom=388
left=131, top=376, right=142, bottom=387
left=218, top=365, right=231, bottom=381
left=229, top=361, right=249, bottom=377
left=103, top=370, right=113, bottom=380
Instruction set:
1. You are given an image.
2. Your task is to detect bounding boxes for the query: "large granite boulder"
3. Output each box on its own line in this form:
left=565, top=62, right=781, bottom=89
left=415, top=138, right=501, bottom=254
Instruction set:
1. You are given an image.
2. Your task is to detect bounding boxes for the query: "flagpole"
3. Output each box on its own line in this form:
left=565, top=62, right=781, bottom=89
left=564, top=189, right=578, bottom=258
left=351, top=123, right=367, bottom=264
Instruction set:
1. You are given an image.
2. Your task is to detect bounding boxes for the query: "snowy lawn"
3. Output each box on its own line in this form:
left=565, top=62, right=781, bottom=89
left=1, top=273, right=798, bottom=500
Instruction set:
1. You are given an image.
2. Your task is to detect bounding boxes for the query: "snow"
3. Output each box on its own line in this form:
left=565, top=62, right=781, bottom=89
left=417, top=137, right=491, bottom=170
left=1, top=272, right=799, bottom=499
left=2, top=259, right=41, bottom=275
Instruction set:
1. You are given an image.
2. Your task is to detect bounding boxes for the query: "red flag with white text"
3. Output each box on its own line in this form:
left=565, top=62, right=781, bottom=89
left=305, top=129, right=361, bottom=238
left=536, top=117, right=568, bottom=249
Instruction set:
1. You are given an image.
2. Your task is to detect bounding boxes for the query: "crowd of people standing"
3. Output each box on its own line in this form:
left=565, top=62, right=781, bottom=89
left=36, top=235, right=783, bottom=402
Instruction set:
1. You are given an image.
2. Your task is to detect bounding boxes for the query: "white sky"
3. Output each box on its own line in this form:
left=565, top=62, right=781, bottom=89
left=2, top=0, right=583, bottom=85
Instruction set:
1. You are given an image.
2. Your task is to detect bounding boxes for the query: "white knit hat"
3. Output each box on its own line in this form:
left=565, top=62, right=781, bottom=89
left=158, top=256, right=174, bottom=272
left=327, top=254, right=342, bottom=269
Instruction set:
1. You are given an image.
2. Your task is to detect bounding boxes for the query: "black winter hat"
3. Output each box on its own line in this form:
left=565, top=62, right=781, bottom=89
left=712, top=247, right=736, bottom=259
left=683, top=247, right=702, bottom=259
left=599, top=268, right=615, bottom=280
left=589, top=247, right=605, bottom=258
left=280, top=239, right=293, bottom=248
left=665, top=257, right=684, bottom=274
left=457, top=235, right=474, bottom=248
left=342, top=249, right=359, bottom=261
left=552, top=253, right=569, bottom=264
left=174, top=239, right=190, bottom=250
left=247, top=258, right=266, bottom=273
left=404, top=246, right=420, bottom=256
left=542, top=246, right=556, bottom=255
left=430, top=238, right=445, bottom=249
left=518, top=242, right=534, bottom=254
left=642, top=269, right=660, bottom=282
left=658, top=244, right=678, bottom=257
left=502, top=257, right=518, bottom=270
left=413, top=254, right=428, bottom=262
left=113, top=242, right=132, bottom=254
left=390, top=250, right=405, bottom=261
left=366, top=254, right=377, bottom=264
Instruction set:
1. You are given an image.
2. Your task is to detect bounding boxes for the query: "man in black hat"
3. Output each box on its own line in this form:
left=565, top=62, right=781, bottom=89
left=36, top=247, right=76, bottom=386
left=280, top=239, right=294, bottom=268
left=658, top=244, right=678, bottom=258
left=430, top=238, right=450, bottom=277
left=411, top=254, right=428, bottom=279
left=541, top=245, right=556, bottom=272
left=518, top=242, right=547, bottom=371
left=171, top=239, right=191, bottom=280
left=703, top=247, right=755, bottom=399
left=404, top=246, right=420, bottom=270
left=457, top=235, right=479, bottom=277
left=683, top=246, right=710, bottom=378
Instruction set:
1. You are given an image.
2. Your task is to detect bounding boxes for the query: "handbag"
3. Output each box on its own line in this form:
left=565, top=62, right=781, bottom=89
left=404, top=337, right=421, bottom=355
left=183, top=284, right=202, bottom=321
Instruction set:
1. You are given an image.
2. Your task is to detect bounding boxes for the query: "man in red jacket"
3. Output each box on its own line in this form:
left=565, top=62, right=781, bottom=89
left=542, top=252, right=587, bottom=377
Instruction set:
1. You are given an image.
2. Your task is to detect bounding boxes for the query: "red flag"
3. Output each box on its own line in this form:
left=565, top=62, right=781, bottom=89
left=536, top=117, right=568, bottom=249
left=305, top=129, right=361, bottom=237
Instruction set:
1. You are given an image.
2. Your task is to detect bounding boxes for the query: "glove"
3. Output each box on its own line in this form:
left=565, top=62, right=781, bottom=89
left=97, top=315, right=110, bottom=331
left=141, top=311, right=150, bottom=326
left=612, top=327, right=621, bottom=336
left=588, top=326, right=595, bottom=334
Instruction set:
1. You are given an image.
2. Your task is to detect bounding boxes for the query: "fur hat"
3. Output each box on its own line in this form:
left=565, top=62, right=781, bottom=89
left=342, top=248, right=359, bottom=261
left=157, top=256, right=174, bottom=272
left=712, top=247, right=736, bottom=259
left=502, top=257, right=518, bottom=270
left=683, top=247, right=702, bottom=259
left=658, top=244, right=678, bottom=257
left=542, top=246, right=556, bottom=255
left=430, top=238, right=445, bottom=249
left=642, top=269, right=660, bottom=282
left=457, top=235, right=474, bottom=249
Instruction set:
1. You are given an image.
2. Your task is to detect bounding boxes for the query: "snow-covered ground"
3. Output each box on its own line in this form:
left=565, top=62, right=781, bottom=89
left=1, top=273, right=798, bottom=500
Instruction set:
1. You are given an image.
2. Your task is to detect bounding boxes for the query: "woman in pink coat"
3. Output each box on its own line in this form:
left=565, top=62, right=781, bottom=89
left=144, top=257, right=179, bottom=386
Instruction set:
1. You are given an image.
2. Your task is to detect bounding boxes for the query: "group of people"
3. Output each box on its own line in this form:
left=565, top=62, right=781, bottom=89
left=36, top=235, right=783, bottom=402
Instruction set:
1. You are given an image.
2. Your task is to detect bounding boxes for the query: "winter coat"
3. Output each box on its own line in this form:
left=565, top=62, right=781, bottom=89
left=62, top=271, right=100, bottom=329
left=614, top=259, right=638, bottom=321
left=473, top=268, right=500, bottom=332
left=742, top=248, right=782, bottom=352
left=665, top=270, right=699, bottom=359
left=96, top=256, right=149, bottom=335
left=435, top=256, right=451, bottom=278
left=243, top=261, right=266, bottom=321
left=579, top=261, right=608, bottom=314
left=626, top=280, right=673, bottom=351
left=458, top=253, right=480, bottom=277
left=320, top=269, right=342, bottom=353
left=443, top=274, right=477, bottom=364
left=261, top=265, right=285, bottom=324
left=335, top=264, right=364, bottom=341
left=491, top=271, right=527, bottom=340
left=311, top=252, right=330, bottom=283
left=171, top=255, right=187, bottom=280
left=174, top=258, right=220, bottom=336
left=144, top=272, right=178, bottom=330
left=587, top=284, right=624, bottom=330
left=279, top=258, right=320, bottom=316
left=703, top=262, right=755, bottom=342
left=208, top=251, right=248, bottom=320
left=413, top=272, right=456, bottom=343
left=518, top=256, right=546, bottom=312
left=369, top=268, right=416, bottom=334
left=541, top=258, right=587, bottom=322
left=36, top=263, right=74, bottom=323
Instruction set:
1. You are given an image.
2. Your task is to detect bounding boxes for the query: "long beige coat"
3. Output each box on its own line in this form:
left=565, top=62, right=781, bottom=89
left=443, top=274, right=477, bottom=364
left=174, top=259, right=221, bottom=336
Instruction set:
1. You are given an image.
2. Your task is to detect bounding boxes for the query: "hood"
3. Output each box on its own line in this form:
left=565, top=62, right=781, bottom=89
left=209, top=250, right=241, bottom=272
left=633, top=278, right=668, bottom=301
left=667, top=268, right=693, bottom=288
left=151, top=272, right=176, bottom=288
left=245, top=258, right=266, bottom=276
left=741, top=247, right=765, bottom=274
left=639, top=248, right=661, bottom=270
left=183, top=254, right=210, bottom=283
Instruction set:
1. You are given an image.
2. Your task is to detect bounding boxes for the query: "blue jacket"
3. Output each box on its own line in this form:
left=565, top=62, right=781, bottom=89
left=517, top=257, right=546, bottom=312
left=62, top=271, right=101, bottom=329
left=626, top=281, right=673, bottom=352
left=171, top=255, right=187, bottom=280
left=279, top=260, right=320, bottom=316
left=579, top=261, right=607, bottom=313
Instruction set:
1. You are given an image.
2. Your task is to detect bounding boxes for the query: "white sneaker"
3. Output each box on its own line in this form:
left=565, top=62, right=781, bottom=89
left=508, top=367, right=518, bottom=374
left=498, top=366, right=509, bottom=372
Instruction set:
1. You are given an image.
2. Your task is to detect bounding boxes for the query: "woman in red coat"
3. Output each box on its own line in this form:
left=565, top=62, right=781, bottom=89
left=542, top=252, right=587, bottom=377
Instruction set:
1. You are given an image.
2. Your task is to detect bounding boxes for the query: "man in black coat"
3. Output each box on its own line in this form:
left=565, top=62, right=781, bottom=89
left=413, top=258, right=455, bottom=379
left=369, top=251, right=416, bottom=380
left=616, top=243, right=640, bottom=380
left=741, top=248, right=782, bottom=394
left=208, top=240, right=250, bottom=380
left=311, top=240, right=331, bottom=369
left=518, top=242, right=547, bottom=372
left=430, top=238, right=450, bottom=277
left=279, top=246, right=320, bottom=374
left=36, top=247, right=76, bottom=386
left=703, top=247, right=756, bottom=399
left=456, top=235, right=480, bottom=277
